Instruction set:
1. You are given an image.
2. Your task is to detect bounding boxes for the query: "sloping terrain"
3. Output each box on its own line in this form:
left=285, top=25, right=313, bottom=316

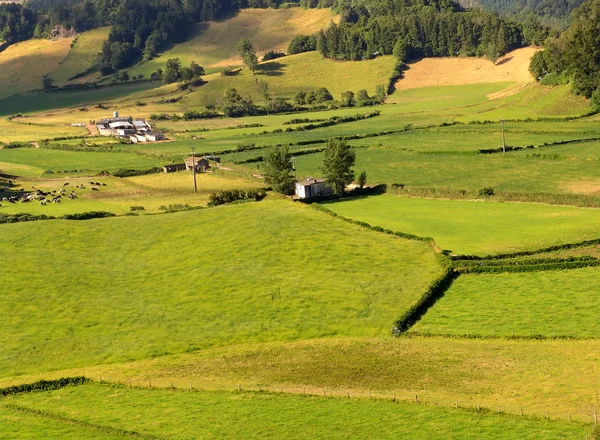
left=126, top=8, right=337, bottom=78
left=0, top=38, right=73, bottom=99
left=49, top=27, right=111, bottom=85
left=394, top=47, right=538, bottom=92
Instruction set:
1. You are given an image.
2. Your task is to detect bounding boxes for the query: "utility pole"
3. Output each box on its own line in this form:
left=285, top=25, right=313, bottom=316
left=291, top=156, right=297, bottom=181
left=191, top=147, right=197, bottom=192
left=501, top=118, right=506, bottom=154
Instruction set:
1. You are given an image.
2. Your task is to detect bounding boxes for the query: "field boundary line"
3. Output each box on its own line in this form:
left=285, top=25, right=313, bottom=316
left=0, top=376, right=90, bottom=397
left=4, top=403, right=162, bottom=439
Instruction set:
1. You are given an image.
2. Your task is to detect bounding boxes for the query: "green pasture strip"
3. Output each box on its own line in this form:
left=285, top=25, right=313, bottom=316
left=387, top=83, right=513, bottom=111
left=322, top=195, right=600, bottom=256
left=453, top=256, right=599, bottom=274
left=0, top=200, right=441, bottom=377
left=291, top=147, right=600, bottom=194
left=510, top=138, right=600, bottom=160
left=385, top=187, right=600, bottom=209
left=412, top=267, right=600, bottom=338
left=1, top=384, right=590, bottom=440
left=4, top=337, right=600, bottom=423
left=454, top=84, right=590, bottom=122
left=0, top=148, right=162, bottom=177
left=0, top=83, right=157, bottom=117
left=0, top=405, right=128, bottom=440
left=49, top=27, right=111, bottom=86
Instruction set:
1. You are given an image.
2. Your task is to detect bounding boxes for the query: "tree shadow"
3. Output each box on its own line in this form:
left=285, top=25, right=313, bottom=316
left=257, top=62, right=285, bottom=77
left=495, top=56, right=513, bottom=66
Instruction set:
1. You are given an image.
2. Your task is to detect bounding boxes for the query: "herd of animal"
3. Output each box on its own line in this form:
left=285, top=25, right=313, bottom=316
left=0, top=181, right=106, bottom=207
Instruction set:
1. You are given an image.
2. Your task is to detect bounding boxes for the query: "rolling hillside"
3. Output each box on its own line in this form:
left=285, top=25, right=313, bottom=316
left=0, top=38, right=73, bottom=99
left=49, top=27, right=111, bottom=86
left=125, top=8, right=337, bottom=79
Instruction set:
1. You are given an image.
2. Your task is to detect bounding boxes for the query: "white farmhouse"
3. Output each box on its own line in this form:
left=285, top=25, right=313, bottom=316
left=295, top=178, right=333, bottom=199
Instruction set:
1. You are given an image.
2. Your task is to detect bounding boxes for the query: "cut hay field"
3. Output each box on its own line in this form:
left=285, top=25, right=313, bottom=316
left=412, top=267, right=600, bottom=338
left=394, top=47, right=538, bottom=92
left=0, top=38, right=73, bottom=99
left=322, top=195, right=600, bottom=255
left=1, top=384, right=590, bottom=439
left=126, top=8, right=337, bottom=78
left=0, top=200, right=441, bottom=377
left=49, top=27, right=111, bottom=86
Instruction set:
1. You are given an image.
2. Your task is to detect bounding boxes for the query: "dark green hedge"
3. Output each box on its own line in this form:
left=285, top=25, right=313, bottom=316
left=391, top=269, right=458, bottom=336
left=62, top=212, right=116, bottom=220
left=0, top=377, right=90, bottom=397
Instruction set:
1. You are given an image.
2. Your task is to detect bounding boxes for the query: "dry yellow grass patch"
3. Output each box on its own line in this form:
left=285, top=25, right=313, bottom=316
left=0, top=38, right=73, bottom=99
left=395, top=47, right=539, bottom=94
left=564, top=178, right=600, bottom=195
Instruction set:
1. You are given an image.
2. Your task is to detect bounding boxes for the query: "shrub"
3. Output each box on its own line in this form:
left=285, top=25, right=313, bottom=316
left=262, top=50, right=286, bottom=62
left=130, top=206, right=145, bottom=211
left=62, top=212, right=116, bottom=220
left=208, top=189, right=267, bottom=206
left=478, top=187, right=495, bottom=196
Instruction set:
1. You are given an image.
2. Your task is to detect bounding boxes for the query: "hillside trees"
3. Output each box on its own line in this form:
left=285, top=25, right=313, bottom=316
left=315, top=1, right=538, bottom=63
left=321, top=139, right=355, bottom=195
left=237, top=37, right=259, bottom=74
left=220, top=88, right=257, bottom=117
left=263, top=145, right=296, bottom=194
left=530, top=0, right=600, bottom=98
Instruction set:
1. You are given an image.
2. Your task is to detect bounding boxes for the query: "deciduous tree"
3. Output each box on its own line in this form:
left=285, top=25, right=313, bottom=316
left=321, top=138, right=355, bottom=195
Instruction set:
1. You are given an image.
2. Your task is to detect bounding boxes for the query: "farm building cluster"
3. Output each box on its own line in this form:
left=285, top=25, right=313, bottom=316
left=163, top=155, right=221, bottom=173
left=94, top=112, right=164, bottom=142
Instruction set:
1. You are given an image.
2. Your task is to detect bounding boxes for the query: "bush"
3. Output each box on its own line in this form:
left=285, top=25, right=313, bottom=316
left=130, top=206, right=145, bottom=211
left=62, top=212, right=116, bottom=220
left=288, top=34, right=317, bottom=55
left=478, top=187, right=495, bottom=196
left=262, top=50, right=286, bottom=62
left=208, top=189, right=267, bottom=207
left=112, top=167, right=161, bottom=178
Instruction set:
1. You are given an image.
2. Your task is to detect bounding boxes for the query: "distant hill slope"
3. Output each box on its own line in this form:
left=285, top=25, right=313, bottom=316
left=185, top=51, right=395, bottom=107
left=124, top=8, right=337, bottom=79
left=49, top=27, right=110, bottom=86
left=0, top=38, right=72, bottom=99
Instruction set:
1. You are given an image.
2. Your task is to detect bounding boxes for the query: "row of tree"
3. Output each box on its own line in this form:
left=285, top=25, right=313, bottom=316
left=315, top=6, right=546, bottom=63
left=263, top=139, right=360, bottom=196
left=529, top=0, right=600, bottom=101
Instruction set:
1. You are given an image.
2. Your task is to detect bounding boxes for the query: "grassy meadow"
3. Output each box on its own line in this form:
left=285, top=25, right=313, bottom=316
left=1, top=384, right=591, bottom=439
left=0, top=171, right=263, bottom=215
left=322, top=195, right=600, bottom=255
left=0, top=38, right=73, bottom=99
left=49, top=27, right=111, bottom=86
left=0, top=200, right=441, bottom=377
left=412, top=267, right=600, bottom=337
left=4, top=336, right=600, bottom=422
left=0, top=147, right=162, bottom=177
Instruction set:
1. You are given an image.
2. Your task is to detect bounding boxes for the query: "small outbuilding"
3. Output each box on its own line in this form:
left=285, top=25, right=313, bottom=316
left=146, top=132, right=165, bottom=142
left=295, top=178, right=333, bottom=199
left=163, top=163, right=187, bottom=173
left=185, top=157, right=210, bottom=172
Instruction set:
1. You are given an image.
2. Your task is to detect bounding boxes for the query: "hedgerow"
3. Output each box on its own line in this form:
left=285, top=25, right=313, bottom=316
left=0, top=377, right=90, bottom=397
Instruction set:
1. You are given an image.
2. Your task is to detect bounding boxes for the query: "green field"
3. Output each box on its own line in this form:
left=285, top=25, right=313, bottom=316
left=291, top=147, right=600, bottom=195
left=4, top=336, right=600, bottom=421
left=0, top=148, right=162, bottom=177
left=322, top=195, right=600, bottom=255
left=49, top=27, right=111, bottom=86
left=1, top=384, right=590, bottom=439
left=412, top=267, right=600, bottom=337
left=0, top=171, right=264, bottom=215
left=186, top=51, right=396, bottom=107
left=0, top=200, right=441, bottom=377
